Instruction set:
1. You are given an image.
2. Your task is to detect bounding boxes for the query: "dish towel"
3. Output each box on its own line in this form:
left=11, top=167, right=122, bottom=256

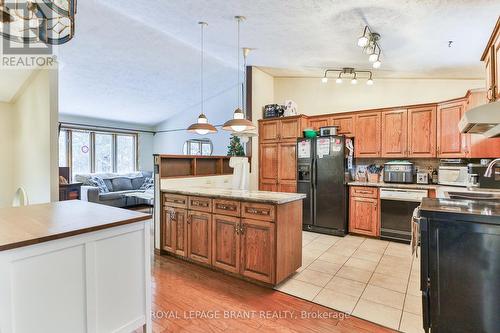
left=411, top=207, right=420, bottom=258
left=229, top=157, right=249, bottom=190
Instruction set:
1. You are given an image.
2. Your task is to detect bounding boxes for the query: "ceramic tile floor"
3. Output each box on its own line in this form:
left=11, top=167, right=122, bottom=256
left=275, top=231, right=423, bottom=333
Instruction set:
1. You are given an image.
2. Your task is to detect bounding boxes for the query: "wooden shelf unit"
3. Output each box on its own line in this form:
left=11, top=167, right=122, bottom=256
left=156, top=155, right=238, bottom=179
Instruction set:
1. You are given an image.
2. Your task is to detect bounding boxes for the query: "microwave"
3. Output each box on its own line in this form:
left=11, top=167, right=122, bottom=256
left=438, top=166, right=469, bottom=187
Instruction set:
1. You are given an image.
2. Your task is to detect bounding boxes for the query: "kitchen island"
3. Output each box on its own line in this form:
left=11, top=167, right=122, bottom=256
left=0, top=200, right=152, bottom=333
left=160, top=187, right=306, bottom=285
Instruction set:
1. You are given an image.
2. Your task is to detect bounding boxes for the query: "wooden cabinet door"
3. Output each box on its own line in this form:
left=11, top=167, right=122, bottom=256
left=278, top=142, right=297, bottom=184
left=308, top=117, right=329, bottom=131
left=240, top=219, right=275, bottom=284
left=494, top=32, right=500, bottom=101
left=260, top=143, right=278, bottom=190
left=212, top=214, right=240, bottom=274
left=280, top=118, right=302, bottom=141
left=331, top=115, right=354, bottom=136
left=279, top=181, right=297, bottom=193
left=162, top=207, right=176, bottom=253
left=349, top=197, right=379, bottom=237
left=381, top=109, right=408, bottom=157
left=437, top=101, right=467, bottom=158
left=172, top=208, right=187, bottom=257
left=259, top=120, right=280, bottom=143
left=354, top=112, right=381, bottom=157
left=187, top=211, right=212, bottom=265
left=408, top=106, right=437, bottom=158
left=260, top=180, right=278, bottom=192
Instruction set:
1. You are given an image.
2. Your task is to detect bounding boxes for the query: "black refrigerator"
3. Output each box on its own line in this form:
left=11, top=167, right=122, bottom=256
left=297, top=135, right=353, bottom=236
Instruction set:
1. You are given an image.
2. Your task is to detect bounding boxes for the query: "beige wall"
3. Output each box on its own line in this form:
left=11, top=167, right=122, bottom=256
left=0, top=102, right=15, bottom=207
left=273, top=77, right=484, bottom=115
left=9, top=69, right=59, bottom=205
left=250, top=67, right=275, bottom=190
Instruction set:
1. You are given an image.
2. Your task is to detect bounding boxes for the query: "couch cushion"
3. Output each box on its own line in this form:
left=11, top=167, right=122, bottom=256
left=103, top=179, right=114, bottom=192
left=99, top=190, right=138, bottom=201
left=131, top=177, right=145, bottom=190
left=111, top=177, right=133, bottom=191
left=89, top=176, right=109, bottom=193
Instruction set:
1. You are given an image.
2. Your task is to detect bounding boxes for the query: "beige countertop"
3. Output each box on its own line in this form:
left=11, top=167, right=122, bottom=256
left=348, top=181, right=440, bottom=190
left=162, top=187, right=306, bottom=204
left=0, top=200, right=151, bottom=251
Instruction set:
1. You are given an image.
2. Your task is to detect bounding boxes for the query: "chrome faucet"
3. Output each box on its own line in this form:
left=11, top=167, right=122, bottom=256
left=484, top=158, right=500, bottom=178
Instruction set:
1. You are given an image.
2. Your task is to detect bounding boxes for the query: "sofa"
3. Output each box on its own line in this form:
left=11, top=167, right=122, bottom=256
left=76, top=171, right=153, bottom=208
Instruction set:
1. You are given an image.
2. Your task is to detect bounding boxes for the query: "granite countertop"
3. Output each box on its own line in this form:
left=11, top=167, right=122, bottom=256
left=162, top=187, right=306, bottom=204
left=348, top=181, right=440, bottom=190
left=420, top=197, right=500, bottom=218
left=0, top=201, right=151, bottom=252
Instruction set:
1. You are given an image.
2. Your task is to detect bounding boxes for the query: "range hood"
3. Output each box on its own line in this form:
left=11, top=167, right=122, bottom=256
left=459, top=100, right=500, bottom=137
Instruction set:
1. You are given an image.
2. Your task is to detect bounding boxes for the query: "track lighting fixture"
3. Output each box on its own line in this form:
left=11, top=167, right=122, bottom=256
left=321, top=68, right=374, bottom=86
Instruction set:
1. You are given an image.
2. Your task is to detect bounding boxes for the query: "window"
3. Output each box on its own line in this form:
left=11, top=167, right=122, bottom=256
left=117, top=135, right=136, bottom=173
left=58, top=128, right=138, bottom=180
left=183, top=139, right=213, bottom=156
left=58, top=130, right=68, bottom=167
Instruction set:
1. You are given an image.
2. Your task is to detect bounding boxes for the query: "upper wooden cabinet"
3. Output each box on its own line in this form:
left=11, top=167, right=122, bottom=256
left=408, top=106, right=437, bottom=158
left=308, top=116, right=329, bottom=131
left=331, top=115, right=355, bottom=136
left=437, top=100, right=468, bottom=158
left=354, top=112, right=381, bottom=158
left=381, top=109, right=408, bottom=157
left=481, top=17, right=499, bottom=102
left=259, top=116, right=307, bottom=143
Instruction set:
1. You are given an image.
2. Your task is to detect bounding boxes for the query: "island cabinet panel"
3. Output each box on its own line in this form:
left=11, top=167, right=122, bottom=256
left=163, top=194, right=188, bottom=209
left=240, top=219, right=275, bottom=283
left=173, top=208, right=188, bottom=257
left=212, top=214, right=240, bottom=274
left=308, top=117, right=329, bottom=131
left=162, top=207, right=176, bottom=253
left=259, top=120, right=280, bottom=143
left=331, top=115, right=355, bottom=136
left=354, top=112, right=381, bottom=157
left=213, top=199, right=241, bottom=217
left=187, top=211, right=212, bottom=265
left=188, top=196, right=212, bottom=213
left=241, top=202, right=275, bottom=222
left=381, top=109, right=408, bottom=157
left=408, top=106, right=437, bottom=158
left=437, top=100, right=468, bottom=158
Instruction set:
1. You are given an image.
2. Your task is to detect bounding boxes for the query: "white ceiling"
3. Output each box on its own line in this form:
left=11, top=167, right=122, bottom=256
left=0, top=69, right=33, bottom=102
left=56, top=0, right=500, bottom=126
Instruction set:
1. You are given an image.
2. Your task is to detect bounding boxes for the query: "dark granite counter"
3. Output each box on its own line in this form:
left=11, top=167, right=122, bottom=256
left=420, top=197, right=500, bottom=221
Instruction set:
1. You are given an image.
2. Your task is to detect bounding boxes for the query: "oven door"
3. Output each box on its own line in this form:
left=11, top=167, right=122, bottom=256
left=380, top=199, right=421, bottom=243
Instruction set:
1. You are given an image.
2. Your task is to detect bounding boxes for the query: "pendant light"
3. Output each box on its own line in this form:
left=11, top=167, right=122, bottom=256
left=222, top=16, right=256, bottom=133
left=187, top=21, right=217, bottom=135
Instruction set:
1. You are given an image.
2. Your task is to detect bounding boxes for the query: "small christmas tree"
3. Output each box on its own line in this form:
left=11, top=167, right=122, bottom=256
left=227, top=135, right=245, bottom=156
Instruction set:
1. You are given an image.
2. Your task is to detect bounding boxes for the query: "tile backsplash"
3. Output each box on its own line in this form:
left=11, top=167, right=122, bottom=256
left=352, top=159, right=440, bottom=180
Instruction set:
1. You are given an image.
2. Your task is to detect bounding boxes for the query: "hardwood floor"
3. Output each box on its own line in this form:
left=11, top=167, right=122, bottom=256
left=145, top=254, right=395, bottom=333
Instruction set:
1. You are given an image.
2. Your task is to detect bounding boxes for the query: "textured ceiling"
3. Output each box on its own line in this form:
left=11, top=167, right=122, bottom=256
left=57, top=0, right=500, bottom=125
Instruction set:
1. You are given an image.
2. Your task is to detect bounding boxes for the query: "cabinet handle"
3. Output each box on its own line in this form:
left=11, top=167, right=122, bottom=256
left=191, top=200, right=208, bottom=207
left=187, top=215, right=191, bottom=224
left=246, top=207, right=270, bottom=216
left=487, top=87, right=494, bottom=102
left=234, top=223, right=240, bottom=235
left=240, top=224, right=246, bottom=235
left=217, top=203, right=236, bottom=211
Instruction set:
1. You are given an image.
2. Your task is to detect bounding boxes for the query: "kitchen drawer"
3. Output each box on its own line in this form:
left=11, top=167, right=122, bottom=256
left=163, top=193, right=188, bottom=208
left=213, top=199, right=241, bottom=217
left=188, top=196, right=212, bottom=213
left=350, top=186, right=378, bottom=199
left=241, top=202, right=276, bottom=222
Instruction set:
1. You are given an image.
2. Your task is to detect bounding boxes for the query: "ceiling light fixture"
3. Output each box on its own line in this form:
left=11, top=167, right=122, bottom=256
left=321, top=68, right=374, bottom=86
left=187, top=21, right=217, bottom=135
left=321, top=76, right=328, bottom=83
left=222, top=16, right=256, bottom=133
left=0, top=0, right=76, bottom=45
left=357, top=25, right=382, bottom=68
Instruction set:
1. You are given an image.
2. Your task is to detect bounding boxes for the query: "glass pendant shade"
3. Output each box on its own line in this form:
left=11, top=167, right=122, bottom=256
left=366, top=79, right=374, bottom=85
left=187, top=114, right=217, bottom=135
left=369, top=52, right=378, bottom=62
left=351, top=78, right=357, bottom=85
left=373, top=60, right=381, bottom=68
left=357, top=35, right=369, bottom=47
left=222, top=108, right=255, bottom=133
left=336, top=77, right=343, bottom=84
left=321, top=77, right=328, bottom=83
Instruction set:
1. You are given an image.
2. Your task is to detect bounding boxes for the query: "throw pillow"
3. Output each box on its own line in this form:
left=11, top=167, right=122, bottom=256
left=90, top=176, right=109, bottom=193
left=140, top=177, right=154, bottom=190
